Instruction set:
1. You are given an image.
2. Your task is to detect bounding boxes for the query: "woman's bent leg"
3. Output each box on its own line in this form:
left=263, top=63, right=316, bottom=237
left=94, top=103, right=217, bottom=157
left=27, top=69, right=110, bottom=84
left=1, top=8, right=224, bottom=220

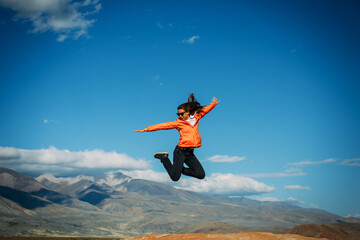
left=160, top=146, right=186, bottom=181
left=182, top=151, right=205, bottom=179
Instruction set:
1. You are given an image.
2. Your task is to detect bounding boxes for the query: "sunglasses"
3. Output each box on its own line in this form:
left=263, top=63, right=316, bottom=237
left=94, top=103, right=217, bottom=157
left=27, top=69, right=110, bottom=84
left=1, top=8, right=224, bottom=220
left=177, top=112, right=186, bottom=116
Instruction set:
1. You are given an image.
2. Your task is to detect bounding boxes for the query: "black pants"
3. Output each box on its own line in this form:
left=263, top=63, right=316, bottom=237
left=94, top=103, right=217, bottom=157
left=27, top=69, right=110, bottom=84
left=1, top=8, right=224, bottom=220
left=160, top=146, right=205, bottom=182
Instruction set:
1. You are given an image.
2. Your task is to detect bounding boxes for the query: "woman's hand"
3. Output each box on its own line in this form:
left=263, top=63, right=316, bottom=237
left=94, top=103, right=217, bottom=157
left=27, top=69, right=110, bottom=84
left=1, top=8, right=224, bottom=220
left=212, top=97, right=220, bottom=104
left=134, top=129, right=146, bottom=133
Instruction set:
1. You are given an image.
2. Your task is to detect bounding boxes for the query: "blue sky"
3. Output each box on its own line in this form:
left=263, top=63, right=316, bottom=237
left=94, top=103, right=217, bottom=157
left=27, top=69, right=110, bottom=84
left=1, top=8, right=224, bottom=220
left=0, top=0, right=359, bottom=218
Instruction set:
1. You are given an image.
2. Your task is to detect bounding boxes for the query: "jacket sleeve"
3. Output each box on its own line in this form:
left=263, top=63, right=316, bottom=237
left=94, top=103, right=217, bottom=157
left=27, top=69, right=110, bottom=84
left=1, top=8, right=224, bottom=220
left=196, top=102, right=217, bottom=120
left=146, top=121, right=178, bottom=132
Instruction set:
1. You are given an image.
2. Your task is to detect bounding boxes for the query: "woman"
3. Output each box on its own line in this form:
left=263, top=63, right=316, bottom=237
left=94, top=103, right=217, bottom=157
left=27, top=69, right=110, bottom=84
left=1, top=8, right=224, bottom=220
left=135, top=94, right=220, bottom=181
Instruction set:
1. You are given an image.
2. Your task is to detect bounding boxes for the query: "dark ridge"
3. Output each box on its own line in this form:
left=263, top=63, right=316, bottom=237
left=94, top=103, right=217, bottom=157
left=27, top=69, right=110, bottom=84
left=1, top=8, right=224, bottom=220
left=79, top=191, right=110, bottom=205
left=0, top=185, right=51, bottom=209
left=30, top=188, right=71, bottom=204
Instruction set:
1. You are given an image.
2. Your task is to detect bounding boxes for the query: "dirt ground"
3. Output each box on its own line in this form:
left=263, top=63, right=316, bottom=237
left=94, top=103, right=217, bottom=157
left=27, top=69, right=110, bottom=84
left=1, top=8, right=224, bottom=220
left=0, top=238, right=123, bottom=240
left=0, top=232, right=327, bottom=240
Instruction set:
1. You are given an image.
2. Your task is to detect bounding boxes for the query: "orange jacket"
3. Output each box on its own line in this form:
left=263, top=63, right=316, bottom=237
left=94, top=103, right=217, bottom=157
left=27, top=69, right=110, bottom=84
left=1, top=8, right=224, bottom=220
left=145, top=102, right=217, bottom=148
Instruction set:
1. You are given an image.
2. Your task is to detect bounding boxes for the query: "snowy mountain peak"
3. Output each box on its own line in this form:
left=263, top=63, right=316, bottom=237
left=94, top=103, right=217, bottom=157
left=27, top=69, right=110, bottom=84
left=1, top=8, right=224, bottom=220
left=96, top=173, right=130, bottom=188
left=36, top=172, right=130, bottom=189
left=36, top=174, right=95, bottom=185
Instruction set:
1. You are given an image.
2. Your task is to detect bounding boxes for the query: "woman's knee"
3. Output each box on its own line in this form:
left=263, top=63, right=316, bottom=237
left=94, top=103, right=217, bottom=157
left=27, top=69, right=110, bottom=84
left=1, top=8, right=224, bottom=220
left=170, top=176, right=181, bottom=182
left=170, top=173, right=181, bottom=182
left=197, top=171, right=205, bottom=179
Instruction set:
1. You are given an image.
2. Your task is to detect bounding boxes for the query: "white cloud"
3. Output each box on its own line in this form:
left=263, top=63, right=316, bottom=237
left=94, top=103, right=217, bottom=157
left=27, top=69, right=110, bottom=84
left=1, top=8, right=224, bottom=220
left=284, top=185, right=310, bottom=190
left=289, top=157, right=360, bottom=167
left=241, top=171, right=306, bottom=178
left=182, top=35, right=200, bottom=44
left=152, top=74, right=163, bottom=86
left=43, top=119, right=59, bottom=124
left=156, top=21, right=174, bottom=29
left=156, top=21, right=163, bottom=28
left=0, top=0, right=101, bottom=41
left=0, top=147, right=22, bottom=160
left=208, top=155, right=246, bottom=163
left=153, top=74, right=161, bottom=80
left=252, top=196, right=281, bottom=202
left=289, top=158, right=336, bottom=166
left=286, top=197, right=305, bottom=205
left=0, top=146, right=151, bottom=175
left=340, top=158, right=360, bottom=167
left=310, top=203, right=320, bottom=209
left=284, top=167, right=303, bottom=173
left=176, top=173, right=275, bottom=195
left=118, top=170, right=274, bottom=195
left=120, top=169, right=170, bottom=183
left=56, top=34, right=67, bottom=42
left=251, top=196, right=305, bottom=205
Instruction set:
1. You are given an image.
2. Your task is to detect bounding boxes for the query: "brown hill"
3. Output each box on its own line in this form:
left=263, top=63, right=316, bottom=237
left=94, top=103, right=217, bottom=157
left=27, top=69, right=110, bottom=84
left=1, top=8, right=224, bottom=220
left=335, top=222, right=360, bottom=234
left=176, top=222, right=249, bottom=234
left=124, top=232, right=327, bottom=240
left=288, top=223, right=360, bottom=240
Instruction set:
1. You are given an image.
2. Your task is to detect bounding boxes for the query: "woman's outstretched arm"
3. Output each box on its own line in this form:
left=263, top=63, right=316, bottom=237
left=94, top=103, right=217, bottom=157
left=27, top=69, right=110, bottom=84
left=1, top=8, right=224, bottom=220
left=134, top=129, right=146, bottom=132
left=135, top=121, right=178, bottom=133
left=196, top=97, right=220, bottom=119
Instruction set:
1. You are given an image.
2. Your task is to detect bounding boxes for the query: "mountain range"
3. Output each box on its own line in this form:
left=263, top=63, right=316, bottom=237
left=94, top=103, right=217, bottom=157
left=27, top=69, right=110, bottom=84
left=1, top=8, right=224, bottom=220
left=0, top=167, right=356, bottom=238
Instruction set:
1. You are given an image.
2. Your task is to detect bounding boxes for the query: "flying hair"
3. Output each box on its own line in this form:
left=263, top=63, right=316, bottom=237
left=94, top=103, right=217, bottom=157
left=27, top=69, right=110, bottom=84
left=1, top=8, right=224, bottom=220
left=177, top=93, right=204, bottom=115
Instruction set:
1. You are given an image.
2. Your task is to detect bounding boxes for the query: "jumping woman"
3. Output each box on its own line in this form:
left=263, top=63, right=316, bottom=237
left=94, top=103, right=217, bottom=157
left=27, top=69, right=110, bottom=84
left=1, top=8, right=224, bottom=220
left=135, top=94, right=220, bottom=181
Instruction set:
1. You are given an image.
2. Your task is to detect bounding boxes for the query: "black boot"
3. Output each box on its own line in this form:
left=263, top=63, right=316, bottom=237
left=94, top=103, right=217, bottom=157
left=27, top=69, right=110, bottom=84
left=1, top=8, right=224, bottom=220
left=154, top=152, right=169, bottom=160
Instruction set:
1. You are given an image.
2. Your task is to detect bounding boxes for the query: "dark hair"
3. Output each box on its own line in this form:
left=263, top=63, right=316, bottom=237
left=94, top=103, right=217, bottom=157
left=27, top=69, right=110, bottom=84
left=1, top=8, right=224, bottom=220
left=178, top=93, right=203, bottom=115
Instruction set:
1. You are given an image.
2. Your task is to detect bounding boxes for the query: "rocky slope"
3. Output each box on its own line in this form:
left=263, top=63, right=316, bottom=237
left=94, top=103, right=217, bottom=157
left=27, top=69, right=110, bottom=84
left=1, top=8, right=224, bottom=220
left=0, top=168, right=45, bottom=192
